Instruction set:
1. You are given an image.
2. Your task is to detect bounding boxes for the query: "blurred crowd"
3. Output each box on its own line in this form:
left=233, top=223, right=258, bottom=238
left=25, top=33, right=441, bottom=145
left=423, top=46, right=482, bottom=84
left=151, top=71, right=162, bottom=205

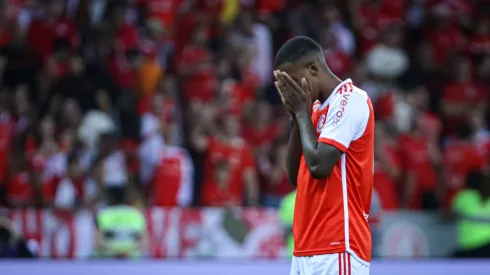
left=0, top=0, right=489, bottom=211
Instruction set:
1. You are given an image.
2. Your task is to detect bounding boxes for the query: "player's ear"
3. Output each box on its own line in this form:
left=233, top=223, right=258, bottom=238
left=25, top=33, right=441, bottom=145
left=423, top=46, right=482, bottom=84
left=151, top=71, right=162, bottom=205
left=307, top=62, right=318, bottom=76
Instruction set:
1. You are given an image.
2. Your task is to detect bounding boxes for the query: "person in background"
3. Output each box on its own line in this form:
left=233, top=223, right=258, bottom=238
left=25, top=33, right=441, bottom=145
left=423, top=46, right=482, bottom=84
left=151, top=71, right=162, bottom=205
left=441, top=56, right=486, bottom=136
left=278, top=190, right=295, bottom=257
left=0, top=215, right=36, bottom=258
left=92, top=132, right=129, bottom=207
left=443, top=123, right=488, bottom=208
left=94, top=187, right=146, bottom=258
left=54, top=153, right=87, bottom=209
left=399, top=110, right=443, bottom=209
left=452, top=171, right=490, bottom=258
left=373, top=122, right=401, bottom=210
left=201, top=159, right=241, bottom=207
left=7, top=151, right=35, bottom=208
left=260, top=138, right=293, bottom=208
left=177, top=25, right=216, bottom=104
left=150, top=131, right=194, bottom=207
left=191, top=108, right=259, bottom=206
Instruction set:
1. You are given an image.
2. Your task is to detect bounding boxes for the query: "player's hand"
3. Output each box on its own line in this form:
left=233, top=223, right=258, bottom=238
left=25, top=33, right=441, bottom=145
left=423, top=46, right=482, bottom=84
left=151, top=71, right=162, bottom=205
left=274, top=71, right=311, bottom=116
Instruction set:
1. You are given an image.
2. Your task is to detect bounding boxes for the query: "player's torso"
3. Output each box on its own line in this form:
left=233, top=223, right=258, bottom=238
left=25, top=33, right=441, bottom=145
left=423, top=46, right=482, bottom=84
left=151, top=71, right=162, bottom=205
left=294, top=85, right=374, bottom=263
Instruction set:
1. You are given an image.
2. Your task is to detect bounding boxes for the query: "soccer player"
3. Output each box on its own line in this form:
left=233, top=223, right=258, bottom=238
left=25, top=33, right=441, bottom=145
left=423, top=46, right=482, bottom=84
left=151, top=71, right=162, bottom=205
left=274, top=36, right=374, bottom=275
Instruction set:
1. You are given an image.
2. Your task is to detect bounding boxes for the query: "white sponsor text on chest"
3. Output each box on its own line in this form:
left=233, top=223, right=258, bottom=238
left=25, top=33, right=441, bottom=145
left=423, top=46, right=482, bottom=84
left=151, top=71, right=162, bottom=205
left=332, top=94, right=350, bottom=127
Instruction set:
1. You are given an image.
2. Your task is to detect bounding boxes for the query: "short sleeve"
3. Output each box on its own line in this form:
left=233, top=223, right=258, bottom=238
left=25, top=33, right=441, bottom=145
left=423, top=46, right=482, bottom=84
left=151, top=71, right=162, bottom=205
left=318, top=92, right=370, bottom=152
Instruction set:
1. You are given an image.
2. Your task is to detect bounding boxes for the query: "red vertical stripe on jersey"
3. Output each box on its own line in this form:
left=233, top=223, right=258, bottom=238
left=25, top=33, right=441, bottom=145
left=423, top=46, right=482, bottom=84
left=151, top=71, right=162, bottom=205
left=338, top=253, right=342, bottom=275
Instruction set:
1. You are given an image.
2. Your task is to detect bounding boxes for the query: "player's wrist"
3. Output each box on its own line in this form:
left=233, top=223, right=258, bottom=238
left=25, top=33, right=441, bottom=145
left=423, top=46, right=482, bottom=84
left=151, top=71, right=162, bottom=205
left=294, top=108, right=309, bottom=119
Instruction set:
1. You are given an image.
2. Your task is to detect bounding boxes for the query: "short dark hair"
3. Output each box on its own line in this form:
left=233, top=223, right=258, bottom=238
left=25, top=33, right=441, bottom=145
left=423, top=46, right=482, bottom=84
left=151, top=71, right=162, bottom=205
left=274, top=36, right=324, bottom=68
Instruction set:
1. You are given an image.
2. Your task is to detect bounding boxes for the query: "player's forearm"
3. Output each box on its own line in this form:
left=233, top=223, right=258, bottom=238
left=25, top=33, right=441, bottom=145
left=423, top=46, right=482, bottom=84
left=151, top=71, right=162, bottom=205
left=294, top=111, right=324, bottom=177
left=286, top=119, right=302, bottom=187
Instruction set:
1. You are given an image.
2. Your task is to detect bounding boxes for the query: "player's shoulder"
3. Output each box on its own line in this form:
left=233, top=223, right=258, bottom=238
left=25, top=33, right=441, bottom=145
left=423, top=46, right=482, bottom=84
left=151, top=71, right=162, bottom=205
left=329, top=80, right=370, bottom=112
left=330, top=79, right=369, bottom=103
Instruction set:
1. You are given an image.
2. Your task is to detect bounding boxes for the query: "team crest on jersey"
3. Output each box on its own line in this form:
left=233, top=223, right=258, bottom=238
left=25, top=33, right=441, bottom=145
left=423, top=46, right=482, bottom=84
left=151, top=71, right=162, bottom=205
left=312, top=101, right=321, bottom=112
left=316, top=114, right=326, bottom=132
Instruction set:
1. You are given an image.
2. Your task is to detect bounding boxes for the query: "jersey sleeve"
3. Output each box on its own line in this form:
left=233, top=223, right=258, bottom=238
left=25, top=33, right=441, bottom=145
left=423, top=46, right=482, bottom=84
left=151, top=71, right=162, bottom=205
left=318, top=92, right=370, bottom=152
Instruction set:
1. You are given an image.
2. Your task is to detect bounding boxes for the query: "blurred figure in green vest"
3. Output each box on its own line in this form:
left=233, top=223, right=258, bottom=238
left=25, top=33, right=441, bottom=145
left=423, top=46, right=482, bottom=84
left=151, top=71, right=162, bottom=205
left=278, top=190, right=296, bottom=257
left=94, top=187, right=147, bottom=258
left=452, top=171, right=490, bottom=258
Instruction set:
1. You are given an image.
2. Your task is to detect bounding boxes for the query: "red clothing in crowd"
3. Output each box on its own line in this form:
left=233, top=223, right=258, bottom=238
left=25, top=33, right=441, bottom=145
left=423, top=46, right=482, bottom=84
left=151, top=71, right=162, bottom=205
left=116, top=23, right=139, bottom=51
left=8, top=172, right=33, bottom=204
left=374, top=143, right=401, bottom=210
left=138, top=0, right=182, bottom=30
left=197, top=0, right=224, bottom=37
left=425, top=24, right=467, bottom=65
left=138, top=95, right=176, bottom=124
left=201, top=178, right=242, bottom=207
left=242, top=123, right=280, bottom=149
left=151, top=146, right=193, bottom=207
left=265, top=173, right=293, bottom=197
left=398, top=134, right=437, bottom=209
left=374, top=91, right=395, bottom=119
left=256, top=0, right=284, bottom=14
left=443, top=140, right=487, bottom=207
left=470, top=33, right=490, bottom=55
left=31, top=154, right=64, bottom=204
left=201, top=137, right=255, bottom=206
left=0, top=112, right=13, bottom=184
left=356, top=0, right=405, bottom=56
left=324, top=49, right=352, bottom=79
left=442, top=82, right=486, bottom=135
left=27, top=17, right=77, bottom=60
left=108, top=53, right=138, bottom=89
left=419, top=112, right=442, bottom=141
left=178, top=45, right=216, bottom=102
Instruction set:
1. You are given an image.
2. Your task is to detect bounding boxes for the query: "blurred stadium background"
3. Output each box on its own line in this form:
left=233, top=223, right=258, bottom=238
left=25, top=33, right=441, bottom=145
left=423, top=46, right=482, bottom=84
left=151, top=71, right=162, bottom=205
left=1, top=0, right=490, bottom=273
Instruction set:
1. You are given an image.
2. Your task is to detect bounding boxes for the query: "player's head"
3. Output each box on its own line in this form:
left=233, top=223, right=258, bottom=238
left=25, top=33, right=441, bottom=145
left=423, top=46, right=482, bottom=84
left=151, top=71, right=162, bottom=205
left=274, top=36, right=329, bottom=100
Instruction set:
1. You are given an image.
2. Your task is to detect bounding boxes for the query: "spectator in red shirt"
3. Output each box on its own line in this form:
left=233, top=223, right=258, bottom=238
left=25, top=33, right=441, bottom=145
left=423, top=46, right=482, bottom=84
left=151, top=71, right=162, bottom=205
left=350, top=0, right=405, bottom=57
left=406, top=84, right=442, bottom=141
left=201, top=159, right=241, bottom=207
left=7, top=151, right=35, bottom=208
left=373, top=122, right=401, bottom=210
left=441, top=56, right=486, bottom=136
left=191, top=107, right=259, bottom=206
left=27, top=0, right=77, bottom=61
left=105, top=1, right=138, bottom=52
left=259, top=139, right=293, bottom=208
left=424, top=15, right=466, bottom=66
left=242, top=101, right=282, bottom=153
left=151, top=144, right=194, bottom=207
left=0, top=92, right=13, bottom=188
left=443, top=123, right=487, bottom=208
left=470, top=19, right=490, bottom=56
left=138, top=0, right=182, bottom=34
left=30, top=116, right=66, bottom=207
left=399, top=112, right=443, bottom=209
left=321, top=29, right=352, bottom=79
left=108, top=48, right=144, bottom=91
left=177, top=25, right=216, bottom=103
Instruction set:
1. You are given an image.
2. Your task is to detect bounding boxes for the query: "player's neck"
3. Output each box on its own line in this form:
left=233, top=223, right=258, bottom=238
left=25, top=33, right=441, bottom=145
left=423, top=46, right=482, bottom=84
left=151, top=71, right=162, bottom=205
left=319, top=73, right=342, bottom=102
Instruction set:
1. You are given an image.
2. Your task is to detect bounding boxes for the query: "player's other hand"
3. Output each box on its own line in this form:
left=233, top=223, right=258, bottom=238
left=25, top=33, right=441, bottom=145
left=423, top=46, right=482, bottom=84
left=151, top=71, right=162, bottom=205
left=274, top=70, right=312, bottom=116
